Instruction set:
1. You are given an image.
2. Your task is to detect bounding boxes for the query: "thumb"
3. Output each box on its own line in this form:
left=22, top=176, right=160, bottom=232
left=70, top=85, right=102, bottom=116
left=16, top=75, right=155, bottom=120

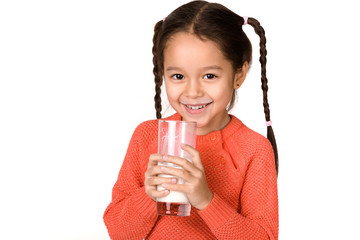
left=181, top=143, right=203, bottom=170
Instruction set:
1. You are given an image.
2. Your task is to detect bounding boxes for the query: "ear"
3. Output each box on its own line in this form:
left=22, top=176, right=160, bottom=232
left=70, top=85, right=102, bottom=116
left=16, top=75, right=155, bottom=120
left=233, top=61, right=249, bottom=90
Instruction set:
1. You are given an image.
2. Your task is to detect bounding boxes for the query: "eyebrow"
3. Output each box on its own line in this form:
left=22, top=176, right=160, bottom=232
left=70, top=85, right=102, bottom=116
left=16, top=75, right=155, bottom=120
left=165, top=65, right=223, bottom=72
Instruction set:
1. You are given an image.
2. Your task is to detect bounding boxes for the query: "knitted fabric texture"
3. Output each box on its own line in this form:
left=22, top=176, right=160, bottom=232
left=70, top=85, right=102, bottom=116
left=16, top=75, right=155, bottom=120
left=104, top=113, right=278, bottom=239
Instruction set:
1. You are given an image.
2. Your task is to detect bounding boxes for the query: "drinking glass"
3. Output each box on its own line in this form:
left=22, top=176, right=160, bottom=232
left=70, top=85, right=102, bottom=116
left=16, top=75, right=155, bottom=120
left=156, top=120, right=196, bottom=216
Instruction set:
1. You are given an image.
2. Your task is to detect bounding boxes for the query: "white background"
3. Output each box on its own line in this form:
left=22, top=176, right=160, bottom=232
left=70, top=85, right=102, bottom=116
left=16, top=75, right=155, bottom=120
left=1, top=0, right=359, bottom=239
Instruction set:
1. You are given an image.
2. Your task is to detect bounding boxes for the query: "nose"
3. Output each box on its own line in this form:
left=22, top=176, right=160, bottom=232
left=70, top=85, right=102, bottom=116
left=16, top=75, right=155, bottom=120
left=184, top=79, right=203, bottom=98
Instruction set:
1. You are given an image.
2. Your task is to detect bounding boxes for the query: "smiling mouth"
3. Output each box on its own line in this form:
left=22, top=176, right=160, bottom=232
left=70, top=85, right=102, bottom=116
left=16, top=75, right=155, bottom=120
left=186, top=104, right=208, bottom=110
left=183, top=102, right=213, bottom=111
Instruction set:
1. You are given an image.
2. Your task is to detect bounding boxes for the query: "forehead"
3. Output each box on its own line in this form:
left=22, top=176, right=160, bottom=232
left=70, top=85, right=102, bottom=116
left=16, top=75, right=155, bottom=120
left=164, top=32, right=229, bottom=66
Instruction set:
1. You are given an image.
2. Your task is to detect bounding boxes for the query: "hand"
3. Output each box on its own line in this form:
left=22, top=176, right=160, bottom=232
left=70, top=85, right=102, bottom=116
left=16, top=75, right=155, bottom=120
left=158, top=144, right=213, bottom=210
left=144, top=153, right=176, bottom=201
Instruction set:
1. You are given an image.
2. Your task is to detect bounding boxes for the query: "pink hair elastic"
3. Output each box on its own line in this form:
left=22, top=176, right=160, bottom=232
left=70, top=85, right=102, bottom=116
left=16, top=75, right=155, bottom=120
left=266, top=120, right=273, bottom=127
left=243, top=16, right=248, bottom=25
left=163, top=17, right=166, bottom=21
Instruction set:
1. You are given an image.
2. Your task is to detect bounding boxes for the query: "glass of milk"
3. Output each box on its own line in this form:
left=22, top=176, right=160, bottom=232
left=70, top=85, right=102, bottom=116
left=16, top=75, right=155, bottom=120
left=156, top=120, right=196, bottom=217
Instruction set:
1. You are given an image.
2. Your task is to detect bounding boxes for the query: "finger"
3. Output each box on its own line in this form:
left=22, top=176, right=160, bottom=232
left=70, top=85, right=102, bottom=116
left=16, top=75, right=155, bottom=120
left=159, top=155, right=195, bottom=172
left=160, top=166, right=195, bottom=183
left=160, top=183, right=188, bottom=193
left=147, top=188, right=170, bottom=199
left=145, top=165, right=167, bottom=179
left=146, top=176, right=177, bottom=186
left=180, top=144, right=203, bottom=170
left=148, top=153, right=163, bottom=166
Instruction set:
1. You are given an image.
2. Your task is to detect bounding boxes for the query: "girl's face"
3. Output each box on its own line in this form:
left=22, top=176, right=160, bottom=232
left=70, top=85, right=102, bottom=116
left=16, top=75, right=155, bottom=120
left=163, top=32, right=246, bottom=135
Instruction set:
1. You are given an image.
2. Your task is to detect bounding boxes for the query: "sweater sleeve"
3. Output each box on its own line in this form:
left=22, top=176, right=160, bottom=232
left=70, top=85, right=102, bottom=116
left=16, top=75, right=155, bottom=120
left=197, top=139, right=279, bottom=240
left=103, top=122, right=159, bottom=240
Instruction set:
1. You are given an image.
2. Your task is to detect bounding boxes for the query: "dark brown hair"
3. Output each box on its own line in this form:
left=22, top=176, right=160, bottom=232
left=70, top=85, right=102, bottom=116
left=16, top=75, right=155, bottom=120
left=152, top=0, right=278, bottom=175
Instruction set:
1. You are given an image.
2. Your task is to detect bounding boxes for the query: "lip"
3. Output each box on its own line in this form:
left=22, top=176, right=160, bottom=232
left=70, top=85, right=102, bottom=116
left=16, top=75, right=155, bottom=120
left=182, top=102, right=212, bottom=115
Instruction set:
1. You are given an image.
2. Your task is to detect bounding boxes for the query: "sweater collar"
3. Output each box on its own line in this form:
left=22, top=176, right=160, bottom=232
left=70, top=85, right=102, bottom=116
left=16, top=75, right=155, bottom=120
left=164, top=113, right=243, bottom=146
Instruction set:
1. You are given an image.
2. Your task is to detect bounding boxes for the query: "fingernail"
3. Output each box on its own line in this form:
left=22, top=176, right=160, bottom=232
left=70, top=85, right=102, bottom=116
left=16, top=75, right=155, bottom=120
left=171, top=178, right=177, bottom=183
left=161, top=183, right=167, bottom=188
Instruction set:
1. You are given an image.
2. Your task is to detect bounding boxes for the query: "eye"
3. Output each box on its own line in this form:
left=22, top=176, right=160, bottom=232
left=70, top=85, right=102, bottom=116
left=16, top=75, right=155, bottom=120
left=203, top=74, right=216, bottom=79
left=171, top=74, right=184, bottom=80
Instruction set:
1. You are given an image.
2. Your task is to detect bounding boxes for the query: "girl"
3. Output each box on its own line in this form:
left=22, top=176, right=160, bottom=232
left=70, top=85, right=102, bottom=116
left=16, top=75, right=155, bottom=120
left=104, top=1, right=278, bottom=239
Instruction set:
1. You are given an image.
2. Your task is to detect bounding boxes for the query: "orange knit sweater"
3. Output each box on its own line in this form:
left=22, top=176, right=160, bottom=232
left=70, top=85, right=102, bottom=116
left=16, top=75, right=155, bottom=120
left=104, top=113, right=278, bottom=239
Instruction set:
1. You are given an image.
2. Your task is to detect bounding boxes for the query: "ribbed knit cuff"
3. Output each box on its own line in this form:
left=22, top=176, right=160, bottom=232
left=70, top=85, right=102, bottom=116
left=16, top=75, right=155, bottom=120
left=197, top=193, right=237, bottom=230
left=132, top=187, right=157, bottom=220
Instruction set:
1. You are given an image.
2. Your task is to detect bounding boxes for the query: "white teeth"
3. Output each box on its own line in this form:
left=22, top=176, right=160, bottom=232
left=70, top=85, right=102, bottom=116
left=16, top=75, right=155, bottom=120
left=186, top=104, right=207, bottom=110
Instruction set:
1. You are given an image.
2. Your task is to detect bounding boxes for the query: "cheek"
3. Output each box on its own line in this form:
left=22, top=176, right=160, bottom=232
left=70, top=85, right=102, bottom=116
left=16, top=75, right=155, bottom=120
left=209, top=83, right=233, bottom=102
left=165, top=83, right=179, bottom=102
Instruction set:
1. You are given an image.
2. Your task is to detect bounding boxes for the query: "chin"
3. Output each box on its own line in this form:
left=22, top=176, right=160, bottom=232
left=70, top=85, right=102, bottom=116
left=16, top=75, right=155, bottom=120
left=193, top=121, right=210, bottom=132
left=181, top=114, right=203, bottom=125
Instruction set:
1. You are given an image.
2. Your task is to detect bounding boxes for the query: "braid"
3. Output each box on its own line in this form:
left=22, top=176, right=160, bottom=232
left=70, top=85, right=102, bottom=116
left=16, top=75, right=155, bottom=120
left=153, top=20, right=163, bottom=119
left=248, top=17, right=279, bottom=176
